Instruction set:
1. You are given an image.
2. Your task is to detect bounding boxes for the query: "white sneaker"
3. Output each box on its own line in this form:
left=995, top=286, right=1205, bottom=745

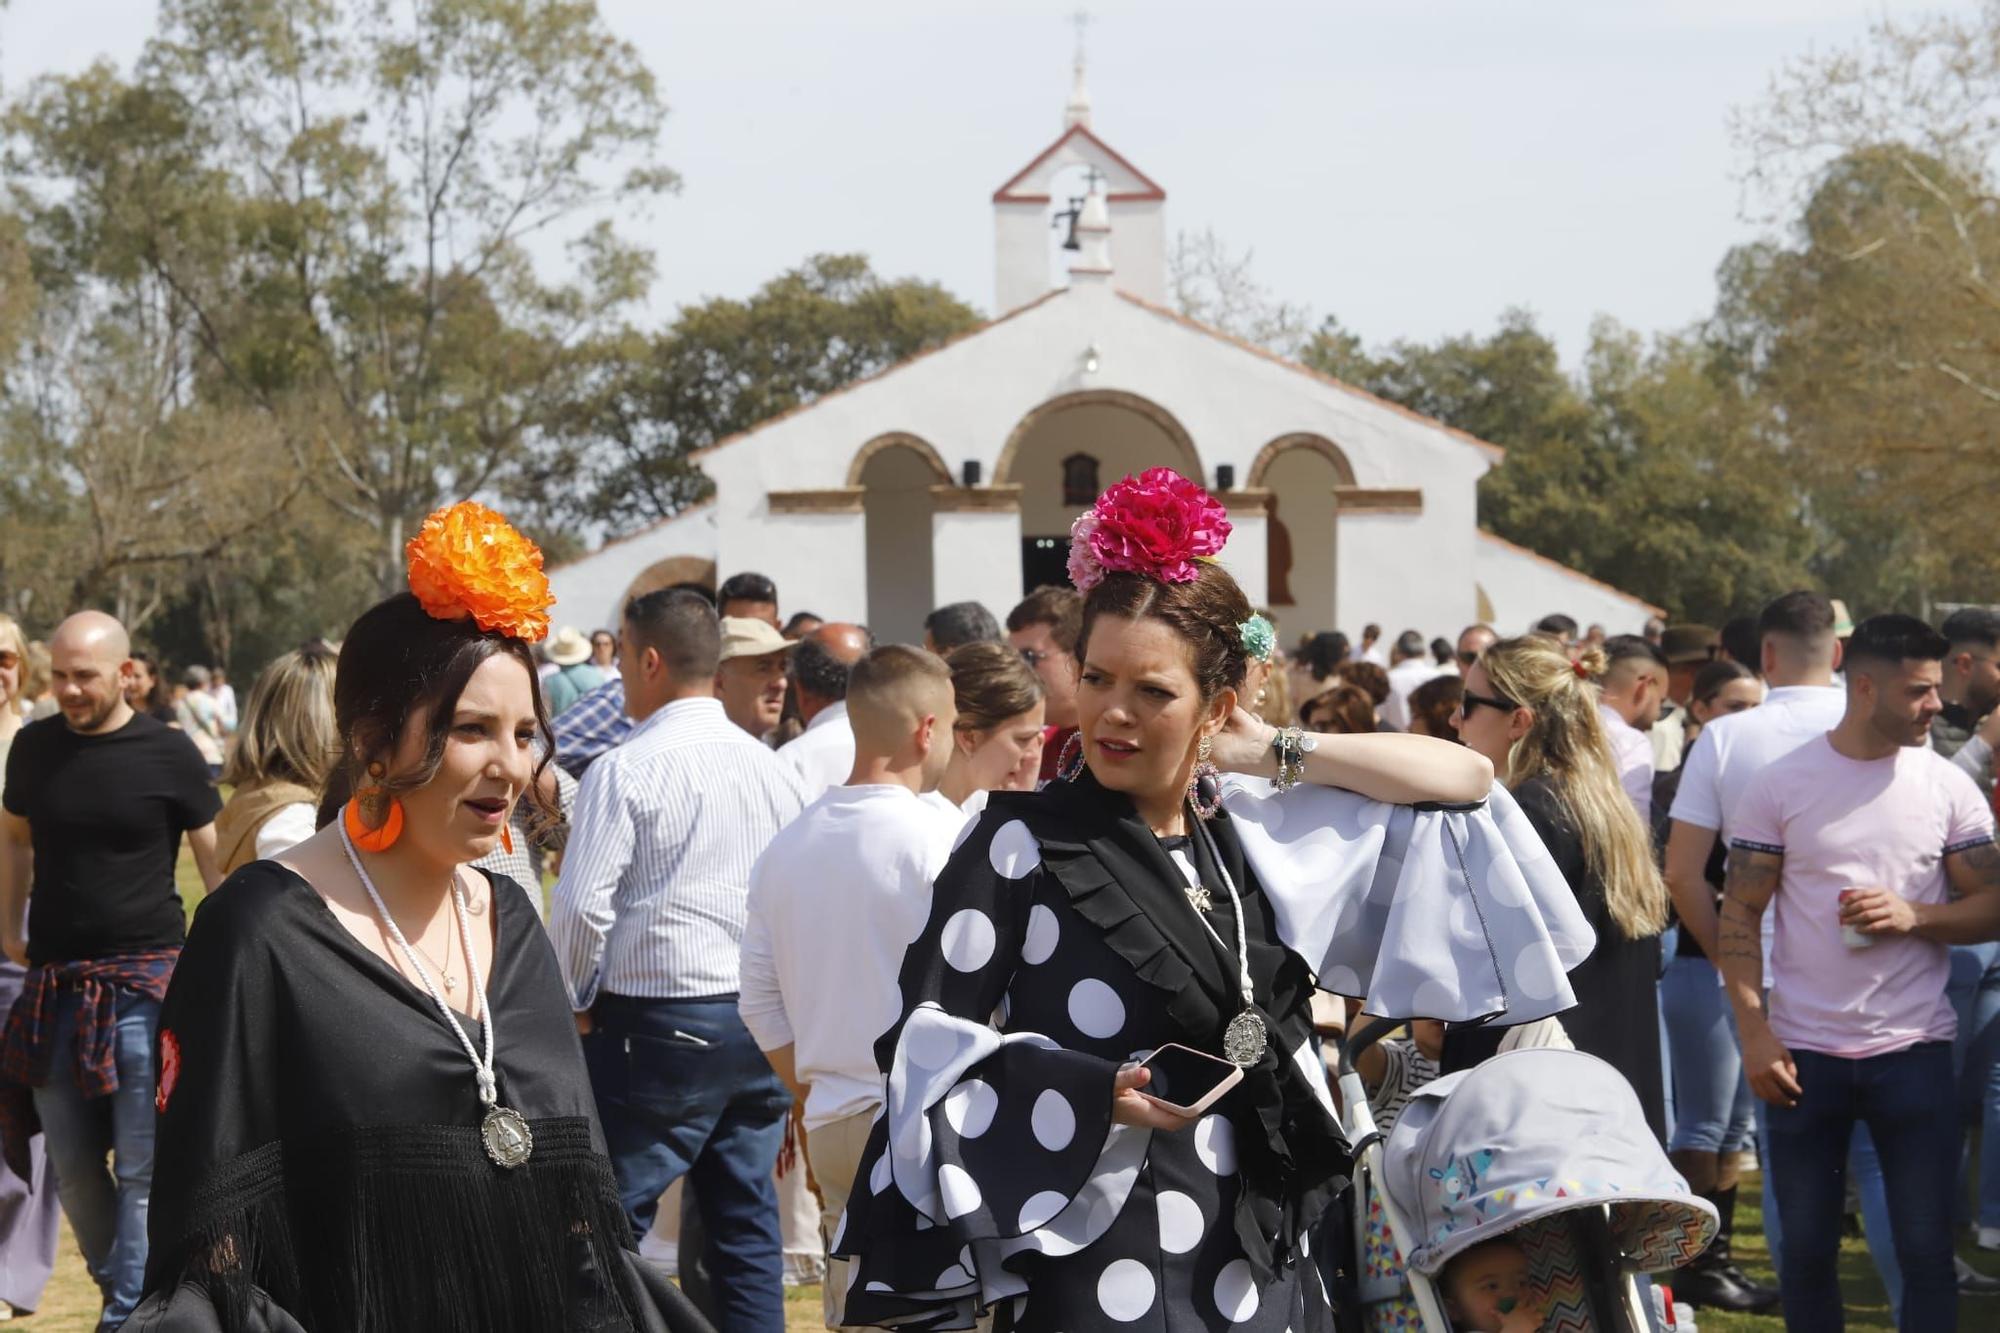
left=1980, top=1225, right=2000, bottom=1251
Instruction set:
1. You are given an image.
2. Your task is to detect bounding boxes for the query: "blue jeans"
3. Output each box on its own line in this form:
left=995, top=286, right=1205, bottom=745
left=29, top=989, right=157, bottom=1331
left=1765, top=1042, right=1959, bottom=1332
left=1662, top=954, right=1755, bottom=1154
left=583, top=994, right=791, bottom=1333
left=1948, top=943, right=2000, bottom=1229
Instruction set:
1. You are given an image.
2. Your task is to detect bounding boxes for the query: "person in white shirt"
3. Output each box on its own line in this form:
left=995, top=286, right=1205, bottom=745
left=1382, top=629, right=1445, bottom=732
left=1596, top=634, right=1670, bottom=823
left=552, top=587, right=811, bottom=1333
left=776, top=623, right=870, bottom=799
left=1350, top=622, right=1388, bottom=668
left=740, top=645, right=964, bottom=1325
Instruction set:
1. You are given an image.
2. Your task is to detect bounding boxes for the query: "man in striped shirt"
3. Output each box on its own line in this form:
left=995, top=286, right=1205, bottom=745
left=552, top=588, right=810, bottom=1333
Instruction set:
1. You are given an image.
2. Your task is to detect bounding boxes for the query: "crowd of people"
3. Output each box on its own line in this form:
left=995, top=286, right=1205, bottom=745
left=0, top=471, right=1996, bottom=1331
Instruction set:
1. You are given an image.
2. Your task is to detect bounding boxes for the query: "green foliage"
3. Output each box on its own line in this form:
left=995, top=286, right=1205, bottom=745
left=526, top=253, right=981, bottom=535
left=1304, top=310, right=1814, bottom=625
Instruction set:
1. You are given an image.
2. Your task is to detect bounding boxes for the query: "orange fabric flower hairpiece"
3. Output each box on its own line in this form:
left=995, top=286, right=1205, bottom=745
left=405, top=500, right=555, bottom=643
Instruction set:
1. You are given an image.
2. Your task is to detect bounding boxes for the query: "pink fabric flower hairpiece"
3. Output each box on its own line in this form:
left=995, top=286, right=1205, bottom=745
left=1066, top=467, right=1232, bottom=591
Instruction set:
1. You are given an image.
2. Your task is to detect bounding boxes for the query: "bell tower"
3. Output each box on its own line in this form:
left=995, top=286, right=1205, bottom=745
left=991, top=21, right=1166, bottom=313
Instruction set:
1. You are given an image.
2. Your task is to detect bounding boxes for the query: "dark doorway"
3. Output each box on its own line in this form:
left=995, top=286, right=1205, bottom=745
left=1021, top=536, right=1070, bottom=592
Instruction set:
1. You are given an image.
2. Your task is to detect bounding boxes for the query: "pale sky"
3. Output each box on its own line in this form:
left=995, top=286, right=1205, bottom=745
left=2, top=0, right=1978, bottom=361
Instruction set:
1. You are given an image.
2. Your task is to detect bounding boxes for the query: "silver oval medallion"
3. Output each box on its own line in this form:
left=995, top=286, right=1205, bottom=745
left=1223, top=1009, right=1267, bottom=1067
left=482, top=1105, right=534, bottom=1168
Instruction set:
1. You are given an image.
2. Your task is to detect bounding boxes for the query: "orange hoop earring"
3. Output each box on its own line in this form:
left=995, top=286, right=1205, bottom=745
left=501, top=823, right=514, bottom=854
left=343, top=764, right=404, bottom=853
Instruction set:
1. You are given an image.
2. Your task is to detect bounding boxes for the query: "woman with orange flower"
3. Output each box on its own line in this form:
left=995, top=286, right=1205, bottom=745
left=127, top=505, right=705, bottom=1333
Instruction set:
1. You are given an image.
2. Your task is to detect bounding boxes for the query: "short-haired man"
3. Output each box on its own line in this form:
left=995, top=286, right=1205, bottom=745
left=1455, top=623, right=1498, bottom=671
left=776, top=623, right=872, bottom=799
left=1664, top=592, right=1842, bottom=1313
left=1598, top=635, right=1670, bottom=821
left=1351, top=623, right=1387, bottom=668
left=1007, top=586, right=1083, bottom=784
left=590, top=628, right=619, bottom=669
left=1382, top=629, right=1443, bottom=732
left=1721, top=614, right=2000, bottom=1331
left=1934, top=607, right=2000, bottom=797
left=717, top=572, right=780, bottom=628
left=1533, top=613, right=1579, bottom=649
left=1, top=611, right=223, bottom=1330
left=716, top=617, right=794, bottom=742
left=739, top=645, right=964, bottom=1324
left=922, top=601, right=1001, bottom=656
left=553, top=589, right=810, bottom=1333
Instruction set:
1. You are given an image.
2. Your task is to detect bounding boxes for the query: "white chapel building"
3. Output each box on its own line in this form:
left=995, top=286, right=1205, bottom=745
left=548, top=75, right=1659, bottom=645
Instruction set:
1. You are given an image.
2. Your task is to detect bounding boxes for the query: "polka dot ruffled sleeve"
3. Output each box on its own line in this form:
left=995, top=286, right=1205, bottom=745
left=831, top=811, right=1143, bottom=1328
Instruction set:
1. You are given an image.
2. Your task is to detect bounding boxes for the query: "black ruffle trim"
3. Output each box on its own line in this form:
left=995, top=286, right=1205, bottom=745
left=140, top=1118, right=662, bottom=1333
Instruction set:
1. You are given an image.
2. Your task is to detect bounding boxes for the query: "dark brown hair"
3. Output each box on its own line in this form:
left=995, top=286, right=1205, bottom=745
left=946, top=641, right=1044, bottom=732
left=1077, top=565, right=1253, bottom=703
left=1343, top=659, right=1391, bottom=707
left=1408, top=673, right=1465, bottom=739
left=1301, top=684, right=1377, bottom=735
left=317, top=593, right=556, bottom=829
left=1007, top=584, right=1084, bottom=655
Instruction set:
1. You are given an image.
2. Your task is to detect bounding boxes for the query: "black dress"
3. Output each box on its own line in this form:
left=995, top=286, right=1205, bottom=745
left=832, top=771, right=1351, bottom=1332
left=127, top=861, right=706, bottom=1333
left=1441, top=776, right=1667, bottom=1143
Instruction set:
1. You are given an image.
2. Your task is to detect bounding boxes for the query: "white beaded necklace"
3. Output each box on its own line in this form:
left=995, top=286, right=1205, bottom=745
left=337, top=823, right=534, bottom=1167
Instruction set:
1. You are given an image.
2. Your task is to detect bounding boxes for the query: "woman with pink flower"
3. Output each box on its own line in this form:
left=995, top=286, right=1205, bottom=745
left=832, top=470, right=1594, bottom=1332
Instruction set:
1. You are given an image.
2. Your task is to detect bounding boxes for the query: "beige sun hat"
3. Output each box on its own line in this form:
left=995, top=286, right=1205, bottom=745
left=719, top=616, right=795, bottom=662
left=547, top=626, right=593, bottom=667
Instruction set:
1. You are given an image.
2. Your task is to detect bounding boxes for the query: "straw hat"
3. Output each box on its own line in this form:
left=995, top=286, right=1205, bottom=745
left=547, top=626, right=593, bottom=667
left=719, top=617, right=795, bottom=662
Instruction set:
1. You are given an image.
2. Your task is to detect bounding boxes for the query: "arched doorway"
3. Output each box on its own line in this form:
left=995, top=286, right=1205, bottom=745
left=851, top=434, right=949, bottom=642
left=620, top=555, right=718, bottom=622
left=997, top=390, right=1202, bottom=590
left=1249, top=434, right=1354, bottom=636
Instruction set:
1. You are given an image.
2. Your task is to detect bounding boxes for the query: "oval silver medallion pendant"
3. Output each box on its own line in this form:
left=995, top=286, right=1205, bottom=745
left=1223, top=1009, right=1267, bottom=1067
left=482, top=1105, right=534, bottom=1168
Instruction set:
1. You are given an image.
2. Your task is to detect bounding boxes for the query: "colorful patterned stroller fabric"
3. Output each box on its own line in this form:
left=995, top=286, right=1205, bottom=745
left=1372, top=1048, right=1718, bottom=1331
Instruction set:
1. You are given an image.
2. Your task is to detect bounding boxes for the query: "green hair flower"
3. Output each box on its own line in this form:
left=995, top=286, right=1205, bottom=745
left=1239, top=614, right=1277, bottom=663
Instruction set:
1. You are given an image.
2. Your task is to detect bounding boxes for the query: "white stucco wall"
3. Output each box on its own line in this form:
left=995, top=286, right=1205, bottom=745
left=547, top=504, right=719, bottom=635
left=1473, top=532, right=1662, bottom=637
left=932, top=508, right=1026, bottom=632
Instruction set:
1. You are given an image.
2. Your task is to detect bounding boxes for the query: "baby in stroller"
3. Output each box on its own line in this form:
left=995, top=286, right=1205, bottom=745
left=1339, top=1041, right=1718, bottom=1332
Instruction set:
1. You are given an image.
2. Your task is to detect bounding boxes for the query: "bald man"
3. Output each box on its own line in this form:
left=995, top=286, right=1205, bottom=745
left=0, top=611, right=222, bottom=1327
left=775, top=622, right=873, bottom=800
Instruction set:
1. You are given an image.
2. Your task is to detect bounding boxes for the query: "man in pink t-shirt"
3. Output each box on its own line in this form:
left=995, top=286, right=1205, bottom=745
left=1721, top=614, right=2000, bottom=1332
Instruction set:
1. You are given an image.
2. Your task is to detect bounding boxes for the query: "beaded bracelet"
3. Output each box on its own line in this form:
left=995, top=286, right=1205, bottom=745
left=1271, top=725, right=1314, bottom=793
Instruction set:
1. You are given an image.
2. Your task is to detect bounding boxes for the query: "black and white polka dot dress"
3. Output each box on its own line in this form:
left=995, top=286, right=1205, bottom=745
left=833, top=772, right=1350, bottom=1332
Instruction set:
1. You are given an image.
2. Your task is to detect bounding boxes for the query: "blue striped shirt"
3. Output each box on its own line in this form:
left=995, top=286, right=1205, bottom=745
left=550, top=696, right=810, bottom=1005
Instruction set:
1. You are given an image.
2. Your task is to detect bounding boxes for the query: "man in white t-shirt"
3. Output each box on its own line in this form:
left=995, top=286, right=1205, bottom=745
left=1382, top=630, right=1444, bottom=732
left=1596, top=635, right=1668, bottom=822
left=739, top=645, right=964, bottom=1324
left=1721, top=614, right=2000, bottom=1331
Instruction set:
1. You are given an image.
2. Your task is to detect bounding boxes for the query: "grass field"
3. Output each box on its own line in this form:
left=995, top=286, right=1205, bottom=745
left=8, top=853, right=1997, bottom=1327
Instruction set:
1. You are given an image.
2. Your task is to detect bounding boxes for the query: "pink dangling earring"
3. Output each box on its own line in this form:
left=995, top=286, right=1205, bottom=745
left=1188, top=735, right=1222, bottom=821
left=1056, top=730, right=1086, bottom=783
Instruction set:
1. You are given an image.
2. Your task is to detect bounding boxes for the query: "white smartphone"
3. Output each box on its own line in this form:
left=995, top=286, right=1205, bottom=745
left=1136, top=1043, right=1244, bottom=1118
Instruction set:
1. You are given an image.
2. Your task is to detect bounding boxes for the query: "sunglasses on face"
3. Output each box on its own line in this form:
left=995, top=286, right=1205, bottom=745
left=0, top=651, right=17, bottom=670
left=1019, top=648, right=1052, bottom=667
left=1460, top=689, right=1519, bottom=715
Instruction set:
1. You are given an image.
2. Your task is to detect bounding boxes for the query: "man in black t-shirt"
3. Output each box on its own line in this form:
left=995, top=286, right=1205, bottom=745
left=0, top=610, right=220, bottom=1331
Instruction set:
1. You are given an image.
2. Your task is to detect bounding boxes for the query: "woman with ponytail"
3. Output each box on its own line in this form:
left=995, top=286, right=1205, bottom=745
left=1449, top=634, right=1672, bottom=1141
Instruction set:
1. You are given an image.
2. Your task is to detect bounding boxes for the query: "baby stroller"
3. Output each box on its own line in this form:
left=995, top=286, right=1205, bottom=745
left=1334, top=1030, right=1718, bottom=1332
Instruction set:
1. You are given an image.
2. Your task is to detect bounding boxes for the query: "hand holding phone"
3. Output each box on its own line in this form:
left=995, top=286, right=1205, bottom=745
left=1133, top=1043, right=1243, bottom=1118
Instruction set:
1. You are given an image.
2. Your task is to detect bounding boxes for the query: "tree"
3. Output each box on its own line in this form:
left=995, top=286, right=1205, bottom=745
left=1167, top=228, right=1312, bottom=356
left=5, top=0, right=673, bottom=591
left=529, top=253, right=981, bottom=535
left=1302, top=309, right=1812, bottom=624
left=1731, top=3, right=2000, bottom=613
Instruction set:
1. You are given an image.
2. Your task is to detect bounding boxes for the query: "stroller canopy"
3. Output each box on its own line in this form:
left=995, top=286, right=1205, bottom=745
left=1381, top=1049, right=1717, bottom=1278
left=1223, top=779, right=1596, bottom=1025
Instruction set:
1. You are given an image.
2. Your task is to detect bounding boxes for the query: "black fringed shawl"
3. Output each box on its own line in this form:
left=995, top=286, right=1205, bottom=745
left=132, top=862, right=701, bottom=1333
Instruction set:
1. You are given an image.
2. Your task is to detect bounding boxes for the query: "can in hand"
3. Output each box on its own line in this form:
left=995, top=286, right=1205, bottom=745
left=1838, top=888, right=1879, bottom=950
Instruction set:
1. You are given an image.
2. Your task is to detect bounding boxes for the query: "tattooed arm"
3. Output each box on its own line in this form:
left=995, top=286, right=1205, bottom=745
left=1840, top=839, right=2000, bottom=945
left=1719, top=844, right=1799, bottom=1108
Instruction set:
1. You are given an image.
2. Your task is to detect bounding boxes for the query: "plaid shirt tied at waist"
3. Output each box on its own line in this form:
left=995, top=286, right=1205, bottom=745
left=0, top=949, right=179, bottom=1178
